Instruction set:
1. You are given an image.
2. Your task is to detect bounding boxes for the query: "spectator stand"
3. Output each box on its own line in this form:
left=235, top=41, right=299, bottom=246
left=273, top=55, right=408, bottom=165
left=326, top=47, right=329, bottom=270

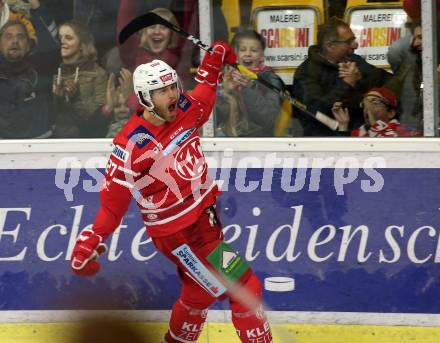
left=344, top=0, right=408, bottom=71
left=251, top=1, right=325, bottom=137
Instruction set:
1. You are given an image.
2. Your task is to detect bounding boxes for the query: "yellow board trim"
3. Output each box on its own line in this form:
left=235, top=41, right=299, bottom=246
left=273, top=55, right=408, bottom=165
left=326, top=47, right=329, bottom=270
left=1, top=323, right=440, bottom=343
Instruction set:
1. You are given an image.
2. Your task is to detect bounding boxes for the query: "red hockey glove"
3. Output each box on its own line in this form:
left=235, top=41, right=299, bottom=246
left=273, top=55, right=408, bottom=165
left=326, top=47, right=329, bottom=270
left=195, top=41, right=237, bottom=86
left=71, top=228, right=107, bottom=276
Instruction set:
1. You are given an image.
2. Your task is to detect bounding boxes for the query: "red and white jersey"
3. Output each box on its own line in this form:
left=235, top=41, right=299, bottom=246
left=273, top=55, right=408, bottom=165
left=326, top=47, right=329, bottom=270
left=92, top=83, right=219, bottom=239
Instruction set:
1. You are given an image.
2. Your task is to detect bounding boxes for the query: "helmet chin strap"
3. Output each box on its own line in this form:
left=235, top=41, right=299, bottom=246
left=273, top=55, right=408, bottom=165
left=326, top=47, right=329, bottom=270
left=148, top=108, right=167, bottom=122
left=138, top=91, right=167, bottom=122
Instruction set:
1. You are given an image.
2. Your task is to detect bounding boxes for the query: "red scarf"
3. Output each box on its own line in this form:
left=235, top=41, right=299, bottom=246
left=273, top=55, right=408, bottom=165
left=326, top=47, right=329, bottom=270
left=351, top=119, right=421, bottom=137
left=247, top=63, right=273, bottom=74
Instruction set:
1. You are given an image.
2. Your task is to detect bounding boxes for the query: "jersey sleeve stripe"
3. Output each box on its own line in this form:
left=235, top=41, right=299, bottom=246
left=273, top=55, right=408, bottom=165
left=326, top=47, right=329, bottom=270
left=113, top=178, right=135, bottom=189
left=117, top=165, right=140, bottom=177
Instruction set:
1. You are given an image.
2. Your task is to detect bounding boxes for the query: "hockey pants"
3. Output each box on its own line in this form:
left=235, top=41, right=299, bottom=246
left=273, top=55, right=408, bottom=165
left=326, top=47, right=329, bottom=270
left=152, top=206, right=272, bottom=343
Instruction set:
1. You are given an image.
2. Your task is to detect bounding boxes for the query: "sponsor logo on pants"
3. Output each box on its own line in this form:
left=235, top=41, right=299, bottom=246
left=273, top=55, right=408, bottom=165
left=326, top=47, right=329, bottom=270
left=177, top=322, right=204, bottom=341
left=172, top=244, right=226, bottom=297
left=237, top=321, right=272, bottom=343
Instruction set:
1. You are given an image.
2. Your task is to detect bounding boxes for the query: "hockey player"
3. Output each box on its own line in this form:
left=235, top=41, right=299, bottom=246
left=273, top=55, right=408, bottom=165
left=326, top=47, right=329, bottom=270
left=70, top=41, right=273, bottom=343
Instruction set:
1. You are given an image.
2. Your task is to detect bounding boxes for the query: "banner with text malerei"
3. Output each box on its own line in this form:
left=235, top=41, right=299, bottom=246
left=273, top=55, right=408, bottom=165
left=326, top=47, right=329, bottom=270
left=254, top=8, right=317, bottom=73
left=348, top=8, right=408, bottom=68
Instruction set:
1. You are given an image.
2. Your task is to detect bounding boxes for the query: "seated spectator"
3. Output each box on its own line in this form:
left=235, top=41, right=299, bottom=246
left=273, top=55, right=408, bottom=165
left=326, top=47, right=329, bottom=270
left=293, top=17, right=391, bottom=136
left=104, top=68, right=137, bottom=138
left=387, top=19, right=423, bottom=131
left=116, top=5, right=190, bottom=84
left=332, top=87, right=420, bottom=137
left=52, top=20, right=109, bottom=138
left=0, top=20, right=51, bottom=138
left=215, top=29, right=283, bottom=137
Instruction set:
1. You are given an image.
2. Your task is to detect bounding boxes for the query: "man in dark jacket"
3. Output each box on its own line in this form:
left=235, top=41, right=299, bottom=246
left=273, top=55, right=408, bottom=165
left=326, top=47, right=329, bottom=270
left=293, top=17, right=391, bottom=136
left=387, top=20, right=423, bottom=131
left=0, top=20, right=51, bottom=139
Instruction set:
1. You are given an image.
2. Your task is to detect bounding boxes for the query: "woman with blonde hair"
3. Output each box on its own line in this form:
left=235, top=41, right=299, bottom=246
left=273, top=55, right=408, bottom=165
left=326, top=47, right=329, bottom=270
left=117, top=3, right=189, bottom=85
left=52, top=20, right=109, bottom=138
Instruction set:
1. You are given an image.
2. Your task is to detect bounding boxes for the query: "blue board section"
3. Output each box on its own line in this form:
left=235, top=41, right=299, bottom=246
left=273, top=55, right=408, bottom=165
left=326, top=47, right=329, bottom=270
left=0, top=168, right=439, bottom=312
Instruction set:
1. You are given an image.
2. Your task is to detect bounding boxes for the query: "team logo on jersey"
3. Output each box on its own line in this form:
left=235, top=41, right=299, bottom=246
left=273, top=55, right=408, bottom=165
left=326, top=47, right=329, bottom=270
left=111, top=145, right=129, bottom=162
left=174, top=137, right=206, bottom=180
left=177, top=95, right=191, bottom=112
left=128, top=125, right=155, bottom=148
left=144, top=195, right=155, bottom=207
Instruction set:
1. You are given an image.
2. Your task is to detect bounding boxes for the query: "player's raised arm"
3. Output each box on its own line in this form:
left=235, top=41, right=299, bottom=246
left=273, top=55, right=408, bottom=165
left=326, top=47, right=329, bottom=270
left=70, top=148, right=134, bottom=276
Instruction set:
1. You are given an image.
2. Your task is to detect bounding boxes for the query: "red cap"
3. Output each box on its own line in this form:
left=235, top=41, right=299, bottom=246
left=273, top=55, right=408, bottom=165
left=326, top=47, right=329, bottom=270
left=363, top=87, right=398, bottom=109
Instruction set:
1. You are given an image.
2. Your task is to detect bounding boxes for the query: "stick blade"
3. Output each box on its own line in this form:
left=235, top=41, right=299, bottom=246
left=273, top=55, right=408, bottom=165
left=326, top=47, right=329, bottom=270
left=118, top=12, right=163, bottom=44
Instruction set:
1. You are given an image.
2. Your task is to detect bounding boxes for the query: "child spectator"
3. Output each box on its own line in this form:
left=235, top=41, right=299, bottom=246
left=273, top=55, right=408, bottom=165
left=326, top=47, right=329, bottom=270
left=52, top=20, right=109, bottom=138
left=332, top=87, right=420, bottom=137
left=215, top=29, right=283, bottom=137
left=104, top=68, right=136, bottom=138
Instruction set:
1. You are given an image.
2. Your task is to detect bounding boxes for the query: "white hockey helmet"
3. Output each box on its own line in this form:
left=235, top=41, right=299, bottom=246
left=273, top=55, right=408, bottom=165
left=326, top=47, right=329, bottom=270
left=133, top=59, right=181, bottom=112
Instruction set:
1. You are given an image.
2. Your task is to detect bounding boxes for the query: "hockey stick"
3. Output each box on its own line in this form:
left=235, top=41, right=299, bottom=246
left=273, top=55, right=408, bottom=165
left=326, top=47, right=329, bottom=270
left=236, top=65, right=340, bottom=131
left=118, top=12, right=340, bottom=131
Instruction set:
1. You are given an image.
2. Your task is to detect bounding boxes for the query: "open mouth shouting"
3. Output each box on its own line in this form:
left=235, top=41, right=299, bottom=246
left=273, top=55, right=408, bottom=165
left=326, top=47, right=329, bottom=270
left=168, top=101, right=177, bottom=115
left=149, top=35, right=168, bottom=53
left=241, top=58, right=256, bottom=68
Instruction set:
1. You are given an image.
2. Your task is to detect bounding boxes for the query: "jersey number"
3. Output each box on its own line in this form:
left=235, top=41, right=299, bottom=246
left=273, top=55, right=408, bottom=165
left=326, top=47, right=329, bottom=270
left=105, top=160, right=118, bottom=177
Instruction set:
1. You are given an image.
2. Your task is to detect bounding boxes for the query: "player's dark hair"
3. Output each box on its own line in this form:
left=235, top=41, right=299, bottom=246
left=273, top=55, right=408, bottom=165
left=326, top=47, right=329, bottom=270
left=231, top=29, right=266, bottom=52
left=317, top=16, right=350, bottom=51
